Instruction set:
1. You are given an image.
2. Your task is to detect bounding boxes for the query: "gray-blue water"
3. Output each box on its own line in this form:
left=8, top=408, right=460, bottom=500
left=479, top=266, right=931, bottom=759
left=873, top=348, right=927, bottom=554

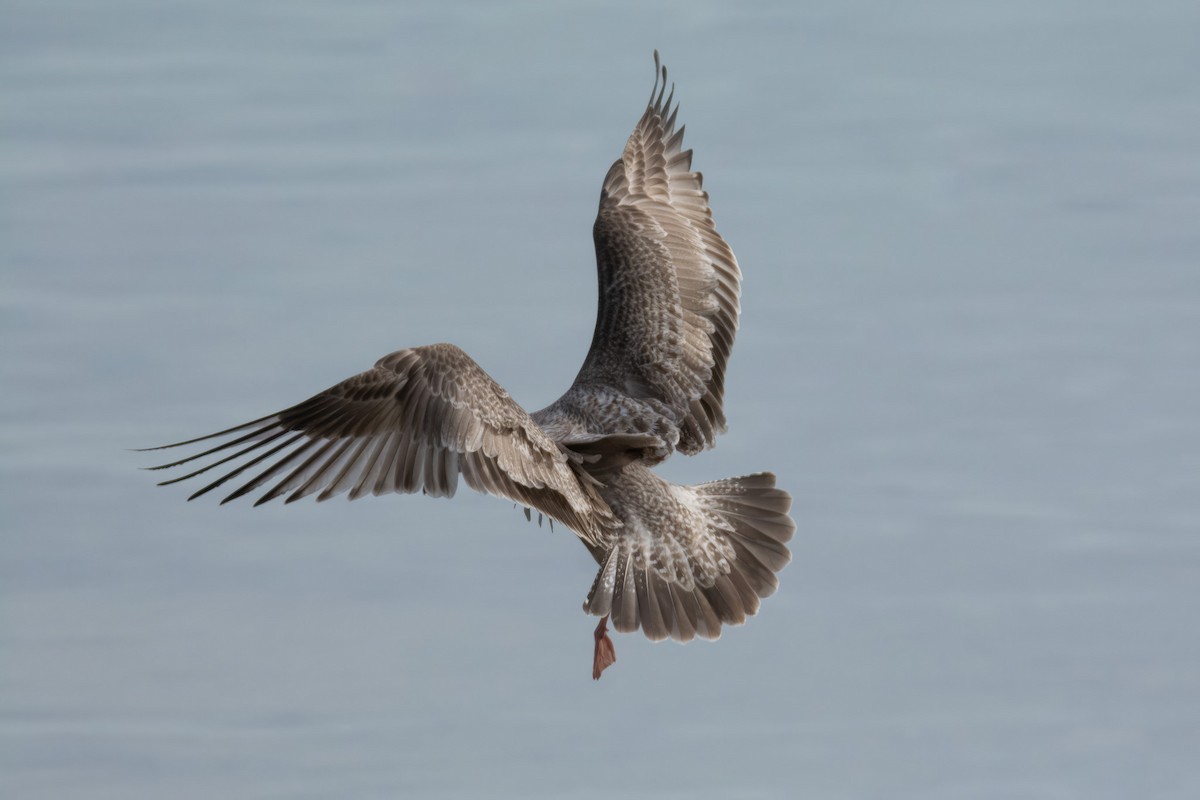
left=4, top=2, right=1198, bottom=797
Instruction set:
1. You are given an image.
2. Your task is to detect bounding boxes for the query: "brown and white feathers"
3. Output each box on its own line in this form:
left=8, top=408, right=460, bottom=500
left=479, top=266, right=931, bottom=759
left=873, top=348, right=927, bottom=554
left=143, top=52, right=792, bottom=651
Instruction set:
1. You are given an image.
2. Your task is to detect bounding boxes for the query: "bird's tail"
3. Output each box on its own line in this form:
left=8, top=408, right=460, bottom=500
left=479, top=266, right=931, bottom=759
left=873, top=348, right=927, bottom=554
left=583, top=469, right=794, bottom=642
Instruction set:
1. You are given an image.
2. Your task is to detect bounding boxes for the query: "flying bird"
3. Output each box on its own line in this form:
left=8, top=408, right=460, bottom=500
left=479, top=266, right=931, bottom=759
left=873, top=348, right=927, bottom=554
left=143, top=52, right=795, bottom=680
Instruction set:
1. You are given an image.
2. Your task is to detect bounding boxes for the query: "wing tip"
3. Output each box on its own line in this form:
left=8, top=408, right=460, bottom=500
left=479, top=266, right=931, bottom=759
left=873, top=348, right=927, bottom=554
left=649, top=50, right=669, bottom=110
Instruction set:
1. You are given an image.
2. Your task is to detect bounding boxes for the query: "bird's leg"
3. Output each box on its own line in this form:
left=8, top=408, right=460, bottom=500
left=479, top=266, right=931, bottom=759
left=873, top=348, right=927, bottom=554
left=592, top=614, right=617, bottom=680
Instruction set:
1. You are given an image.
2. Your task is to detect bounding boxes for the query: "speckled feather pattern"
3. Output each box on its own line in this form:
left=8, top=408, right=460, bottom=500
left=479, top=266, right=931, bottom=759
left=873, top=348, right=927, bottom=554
left=533, top=53, right=742, bottom=455
left=143, top=53, right=792, bottom=646
left=583, top=466, right=793, bottom=642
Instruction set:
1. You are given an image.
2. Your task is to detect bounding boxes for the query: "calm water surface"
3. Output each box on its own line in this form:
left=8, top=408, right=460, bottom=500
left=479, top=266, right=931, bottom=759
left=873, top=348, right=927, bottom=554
left=3, top=1, right=1198, bottom=798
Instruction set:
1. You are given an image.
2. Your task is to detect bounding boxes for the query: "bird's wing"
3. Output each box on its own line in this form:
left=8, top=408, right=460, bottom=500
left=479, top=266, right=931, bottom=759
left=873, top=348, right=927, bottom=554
left=583, top=466, right=794, bottom=642
left=570, top=52, right=741, bottom=454
left=143, top=343, right=617, bottom=545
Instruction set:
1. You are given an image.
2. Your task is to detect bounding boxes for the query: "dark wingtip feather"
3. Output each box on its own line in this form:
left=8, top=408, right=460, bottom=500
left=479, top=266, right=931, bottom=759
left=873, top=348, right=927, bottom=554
left=133, top=412, right=280, bottom=452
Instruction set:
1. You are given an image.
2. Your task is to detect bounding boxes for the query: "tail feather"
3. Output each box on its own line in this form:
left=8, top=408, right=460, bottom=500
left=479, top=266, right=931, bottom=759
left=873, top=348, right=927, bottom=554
left=584, top=468, right=794, bottom=643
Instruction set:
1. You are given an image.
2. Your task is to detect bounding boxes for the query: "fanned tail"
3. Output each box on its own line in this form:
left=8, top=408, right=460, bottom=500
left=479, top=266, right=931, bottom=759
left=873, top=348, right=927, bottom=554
left=583, top=469, right=794, bottom=642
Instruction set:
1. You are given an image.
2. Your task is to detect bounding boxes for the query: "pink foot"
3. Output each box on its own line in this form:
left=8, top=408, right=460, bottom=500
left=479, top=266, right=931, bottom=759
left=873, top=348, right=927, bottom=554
left=592, top=614, right=617, bottom=680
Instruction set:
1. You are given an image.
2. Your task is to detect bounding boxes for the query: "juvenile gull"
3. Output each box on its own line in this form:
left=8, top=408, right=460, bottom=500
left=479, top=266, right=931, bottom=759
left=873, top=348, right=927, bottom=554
left=143, top=52, right=795, bottom=680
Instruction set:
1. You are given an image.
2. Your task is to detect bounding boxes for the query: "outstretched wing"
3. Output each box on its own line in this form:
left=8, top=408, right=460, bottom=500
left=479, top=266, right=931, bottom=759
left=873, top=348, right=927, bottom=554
left=143, top=343, right=616, bottom=545
left=571, top=52, right=741, bottom=454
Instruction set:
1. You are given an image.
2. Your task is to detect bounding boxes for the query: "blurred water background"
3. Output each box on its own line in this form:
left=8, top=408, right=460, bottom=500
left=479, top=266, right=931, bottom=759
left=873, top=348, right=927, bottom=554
left=3, top=1, right=1198, bottom=797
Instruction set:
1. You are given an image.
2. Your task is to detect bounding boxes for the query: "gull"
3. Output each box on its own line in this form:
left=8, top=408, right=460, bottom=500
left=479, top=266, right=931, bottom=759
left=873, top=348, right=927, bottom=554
left=143, top=52, right=795, bottom=680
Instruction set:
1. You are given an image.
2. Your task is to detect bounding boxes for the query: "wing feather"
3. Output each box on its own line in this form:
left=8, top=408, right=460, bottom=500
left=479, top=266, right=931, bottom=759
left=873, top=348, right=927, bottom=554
left=568, top=52, right=742, bottom=454
left=143, top=343, right=616, bottom=544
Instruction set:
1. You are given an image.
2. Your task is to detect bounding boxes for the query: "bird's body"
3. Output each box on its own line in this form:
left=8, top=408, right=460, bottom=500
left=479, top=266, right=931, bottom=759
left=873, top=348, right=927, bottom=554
left=144, top=53, right=795, bottom=679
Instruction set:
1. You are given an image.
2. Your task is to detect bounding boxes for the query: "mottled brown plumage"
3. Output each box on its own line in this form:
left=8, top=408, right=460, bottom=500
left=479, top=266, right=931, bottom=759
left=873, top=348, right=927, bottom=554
left=142, top=52, right=794, bottom=679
